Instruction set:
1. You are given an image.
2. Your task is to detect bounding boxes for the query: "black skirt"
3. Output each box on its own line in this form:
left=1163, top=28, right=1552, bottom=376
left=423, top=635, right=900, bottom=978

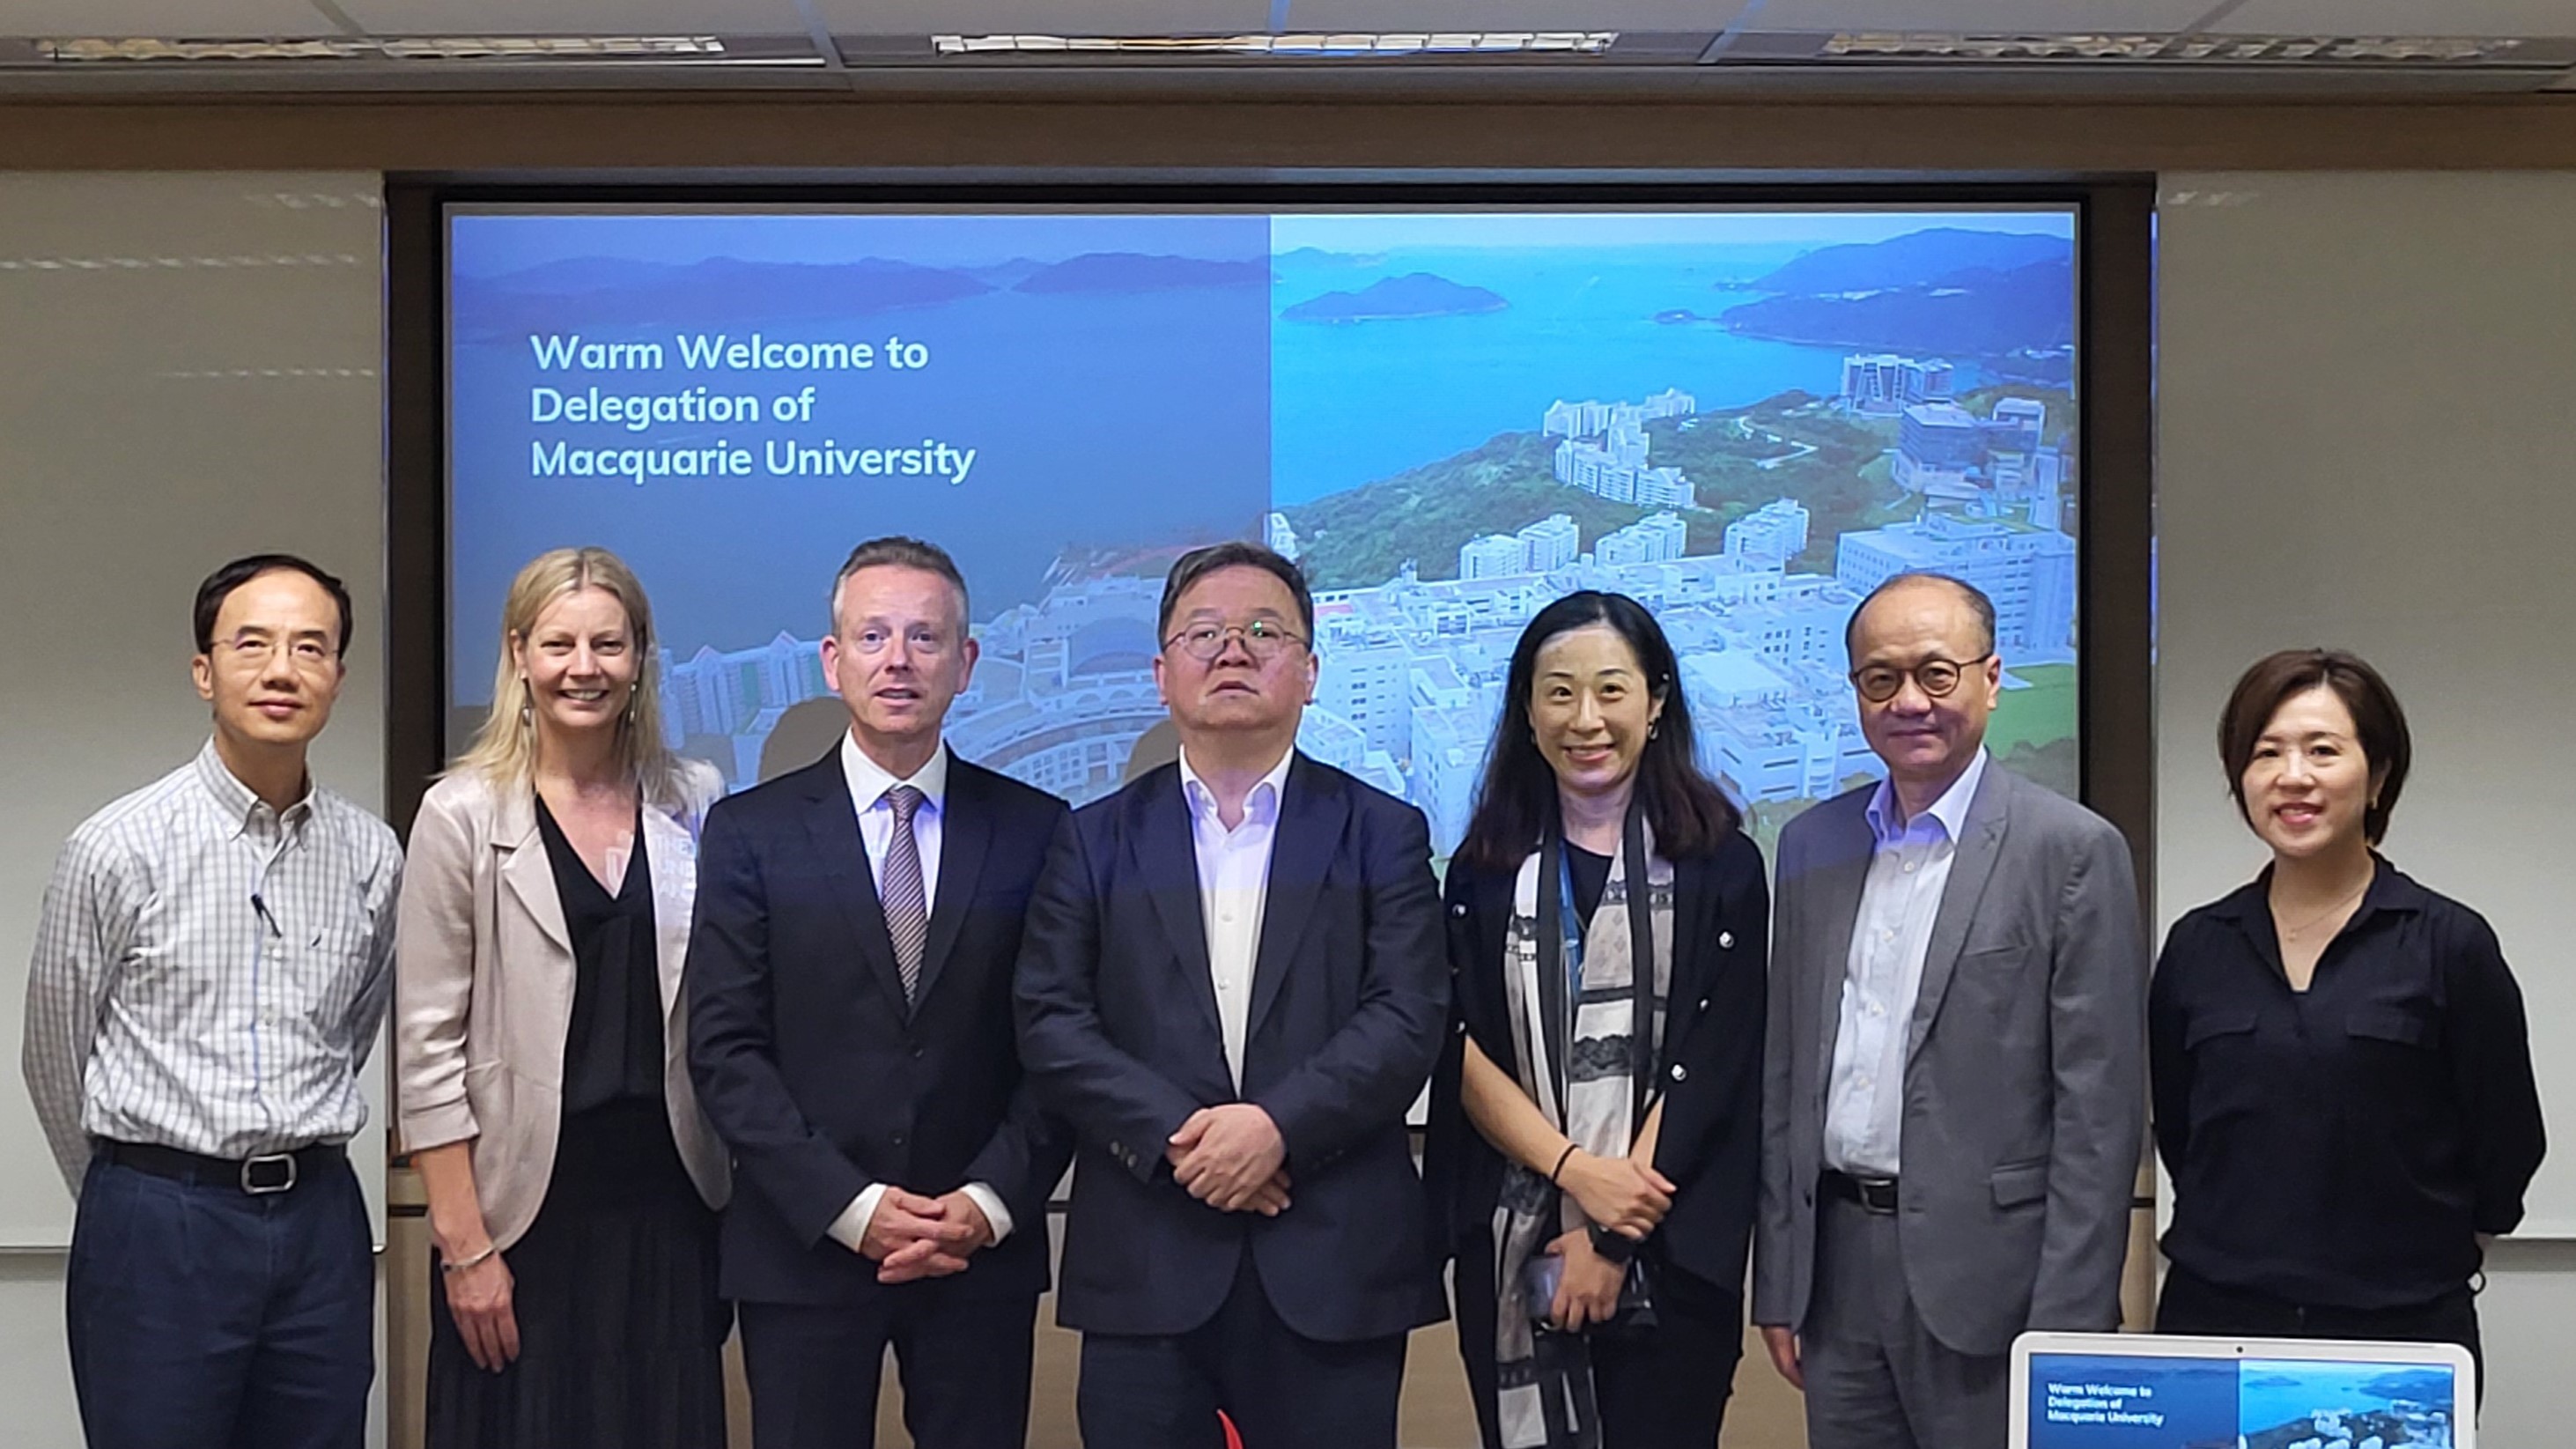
left=426, top=1099, right=728, bottom=1449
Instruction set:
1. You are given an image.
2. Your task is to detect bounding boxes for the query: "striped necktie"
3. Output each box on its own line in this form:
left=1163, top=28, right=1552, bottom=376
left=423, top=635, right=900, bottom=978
left=881, top=785, right=929, bottom=1005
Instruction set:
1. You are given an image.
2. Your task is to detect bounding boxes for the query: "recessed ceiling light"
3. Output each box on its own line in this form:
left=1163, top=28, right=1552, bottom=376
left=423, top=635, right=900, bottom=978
left=1811, top=33, right=2532, bottom=65
left=36, top=35, right=732, bottom=63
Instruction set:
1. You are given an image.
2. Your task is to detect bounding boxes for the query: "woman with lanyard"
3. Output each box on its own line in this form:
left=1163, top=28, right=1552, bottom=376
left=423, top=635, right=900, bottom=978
left=1426, top=591, right=1769, bottom=1449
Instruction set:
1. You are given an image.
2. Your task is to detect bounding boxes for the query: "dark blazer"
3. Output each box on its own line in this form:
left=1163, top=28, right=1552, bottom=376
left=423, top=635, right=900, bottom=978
left=686, top=750, right=1074, bottom=1306
left=1014, top=753, right=1450, bottom=1343
left=1424, top=829, right=1770, bottom=1297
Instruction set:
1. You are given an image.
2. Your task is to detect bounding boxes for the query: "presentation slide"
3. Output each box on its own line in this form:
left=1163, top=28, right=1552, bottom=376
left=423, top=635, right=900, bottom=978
left=447, top=203, right=2079, bottom=851
left=2028, top=1351, right=2462, bottom=1448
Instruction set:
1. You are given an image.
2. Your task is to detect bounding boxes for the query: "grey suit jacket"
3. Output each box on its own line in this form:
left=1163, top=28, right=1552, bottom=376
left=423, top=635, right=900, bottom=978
left=1752, top=762, right=2147, bottom=1357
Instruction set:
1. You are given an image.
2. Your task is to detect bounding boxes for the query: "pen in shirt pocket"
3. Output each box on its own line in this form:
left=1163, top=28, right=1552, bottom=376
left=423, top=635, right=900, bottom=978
left=251, top=892, right=283, bottom=938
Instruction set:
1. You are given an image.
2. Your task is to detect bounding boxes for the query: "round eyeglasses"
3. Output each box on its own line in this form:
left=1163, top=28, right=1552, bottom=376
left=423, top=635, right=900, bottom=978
left=1849, top=653, right=1993, bottom=704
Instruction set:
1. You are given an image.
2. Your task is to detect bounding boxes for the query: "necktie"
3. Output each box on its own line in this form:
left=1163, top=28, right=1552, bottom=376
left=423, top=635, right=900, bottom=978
left=882, top=785, right=929, bottom=1006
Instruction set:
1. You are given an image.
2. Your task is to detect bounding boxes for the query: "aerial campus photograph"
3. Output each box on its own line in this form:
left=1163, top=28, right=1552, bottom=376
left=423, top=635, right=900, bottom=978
left=452, top=208, right=2080, bottom=856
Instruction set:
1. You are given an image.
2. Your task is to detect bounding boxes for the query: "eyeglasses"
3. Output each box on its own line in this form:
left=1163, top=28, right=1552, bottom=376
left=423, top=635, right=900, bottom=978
left=1849, top=653, right=1992, bottom=704
left=213, top=634, right=338, bottom=674
left=1164, top=620, right=1308, bottom=663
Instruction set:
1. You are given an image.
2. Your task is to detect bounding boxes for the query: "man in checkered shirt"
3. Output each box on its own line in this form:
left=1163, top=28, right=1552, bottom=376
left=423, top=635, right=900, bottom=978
left=22, top=553, right=401, bottom=1449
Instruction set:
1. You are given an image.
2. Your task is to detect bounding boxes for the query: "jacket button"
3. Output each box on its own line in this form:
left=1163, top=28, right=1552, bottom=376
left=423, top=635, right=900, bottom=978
left=1451, top=903, right=1468, bottom=917
left=1717, top=931, right=1735, bottom=950
left=1669, top=1063, right=1687, bottom=1083
left=1698, top=997, right=1710, bottom=1011
left=891, top=1132, right=906, bottom=1147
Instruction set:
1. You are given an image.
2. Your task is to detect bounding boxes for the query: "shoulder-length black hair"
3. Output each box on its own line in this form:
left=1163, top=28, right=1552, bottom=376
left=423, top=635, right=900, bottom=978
left=1455, top=591, right=1743, bottom=870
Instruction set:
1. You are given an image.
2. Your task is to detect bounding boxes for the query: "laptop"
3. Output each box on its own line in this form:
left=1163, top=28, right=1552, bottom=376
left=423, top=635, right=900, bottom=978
left=2013, top=1331, right=2476, bottom=1448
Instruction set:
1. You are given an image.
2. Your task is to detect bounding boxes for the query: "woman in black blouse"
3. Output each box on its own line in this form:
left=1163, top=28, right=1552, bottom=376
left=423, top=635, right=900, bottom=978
left=2151, top=648, right=2545, bottom=1371
left=1424, top=592, right=1768, bottom=1449
left=395, top=549, right=731, bottom=1448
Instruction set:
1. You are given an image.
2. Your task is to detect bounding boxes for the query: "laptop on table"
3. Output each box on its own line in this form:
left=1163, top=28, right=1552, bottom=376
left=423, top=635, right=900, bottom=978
left=2013, top=1331, right=2475, bottom=1448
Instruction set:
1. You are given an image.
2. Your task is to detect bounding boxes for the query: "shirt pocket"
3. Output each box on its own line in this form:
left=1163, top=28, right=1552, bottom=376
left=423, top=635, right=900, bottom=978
left=2183, top=1007, right=2261, bottom=1052
left=2345, top=1002, right=2434, bottom=1049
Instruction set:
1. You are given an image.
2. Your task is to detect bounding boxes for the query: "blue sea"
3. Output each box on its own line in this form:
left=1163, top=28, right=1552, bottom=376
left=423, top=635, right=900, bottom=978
left=2237, top=1360, right=2457, bottom=1434
left=1273, top=241, right=1907, bottom=505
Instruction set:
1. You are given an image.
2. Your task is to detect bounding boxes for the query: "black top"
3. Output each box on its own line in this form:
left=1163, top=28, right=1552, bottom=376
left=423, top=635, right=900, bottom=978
left=535, top=797, right=666, bottom=1116
left=2150, top=858, right=2547, bottom=1311
left=1426, top=829, right=1771, bottom=1297
left=1565, top=840, right=1613, bottom=930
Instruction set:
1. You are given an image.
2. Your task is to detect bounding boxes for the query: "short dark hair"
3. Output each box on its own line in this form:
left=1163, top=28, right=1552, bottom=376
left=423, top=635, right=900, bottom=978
left=2218, top=647, right=2412, bottom=846
left=1157, top=541, right=1315, bottom=644
left=193, top=553, right=353, bottom=656
left=1844, top=572, right=1998, bottom=662
left=830, top=536, right=970, bottom=633
left=1457, top=591, right=1743, bottom=870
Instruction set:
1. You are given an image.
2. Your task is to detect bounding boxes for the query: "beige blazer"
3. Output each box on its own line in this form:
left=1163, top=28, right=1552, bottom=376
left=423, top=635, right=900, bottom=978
left=394, top=761, right=730, bottom=1251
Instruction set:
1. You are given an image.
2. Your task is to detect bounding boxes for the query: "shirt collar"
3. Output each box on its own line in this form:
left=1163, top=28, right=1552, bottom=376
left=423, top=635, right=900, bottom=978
left=839, top=731, right=948, bottom=815
left=2211, top=854, right=2426, bottom=926
left=1864, top=746, right=1988, bottom=846
left=1177, top=745, right=1295, bottom=829
left=192, top=737, right=314, bottom=838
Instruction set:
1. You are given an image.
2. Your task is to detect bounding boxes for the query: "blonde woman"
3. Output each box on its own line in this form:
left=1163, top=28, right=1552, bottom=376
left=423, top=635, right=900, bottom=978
left=395, top=548, right=729, bottom=1449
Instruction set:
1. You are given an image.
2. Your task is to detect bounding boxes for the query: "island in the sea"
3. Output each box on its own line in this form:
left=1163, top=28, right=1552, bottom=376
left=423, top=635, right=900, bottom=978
left=1281, top=271, right=1507, bottom=322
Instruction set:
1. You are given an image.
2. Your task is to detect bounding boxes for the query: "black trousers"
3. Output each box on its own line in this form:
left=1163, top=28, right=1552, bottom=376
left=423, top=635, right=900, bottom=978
left=65, top=1152, right=374, bottom=1449
left=2156, top=1261, right=2485, bottom=1400
left=1453, top=1231, right=1744, bottom=1449
left=1076, top=1251, right=1409, bottom=1449
left=739, top=1281, right=1037, bottom=1449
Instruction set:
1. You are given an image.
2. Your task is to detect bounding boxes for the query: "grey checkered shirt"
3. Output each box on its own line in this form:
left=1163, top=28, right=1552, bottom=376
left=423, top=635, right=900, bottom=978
left=21, top=740, right=402, bottom=1194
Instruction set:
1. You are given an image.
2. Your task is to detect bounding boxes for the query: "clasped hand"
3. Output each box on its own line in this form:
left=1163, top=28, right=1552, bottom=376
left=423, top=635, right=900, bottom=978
left=1167, top=1103, right=1292, bottom=1215
left=860, top=1187, right=995, bottom=1284
left=1558, top=1149, right=1675, bottom=1240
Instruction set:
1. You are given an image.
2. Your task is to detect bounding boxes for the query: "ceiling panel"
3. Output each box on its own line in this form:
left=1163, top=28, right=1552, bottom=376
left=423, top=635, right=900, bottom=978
left=813, top=1, right=1273, bottom=35
left=0, top=1, right=343, bottom=36
left=1750, top=0, right=2225, bottom=29
left=2217, top=0, right=2576, bottom=39
left=332, top=0, right=808, bottom=34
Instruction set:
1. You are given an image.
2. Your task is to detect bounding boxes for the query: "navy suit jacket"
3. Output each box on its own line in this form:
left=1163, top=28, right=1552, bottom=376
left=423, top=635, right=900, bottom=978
left=1014, top=753, right=1450, bottom=1342
left=686, top=750, right=1073, bottom=1306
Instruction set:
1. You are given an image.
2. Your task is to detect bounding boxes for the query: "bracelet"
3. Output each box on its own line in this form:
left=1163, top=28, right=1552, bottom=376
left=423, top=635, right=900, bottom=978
left=1549, top=1143, right=1580, bottom=1186
left=440, top=1243, right=498, bottom=1275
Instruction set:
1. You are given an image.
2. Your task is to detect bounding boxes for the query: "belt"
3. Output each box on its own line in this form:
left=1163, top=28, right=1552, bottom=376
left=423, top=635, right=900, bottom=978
left=101, top=1139, right=344, bottom=1195
left=1822, top=1168, right=1901, bottom=1215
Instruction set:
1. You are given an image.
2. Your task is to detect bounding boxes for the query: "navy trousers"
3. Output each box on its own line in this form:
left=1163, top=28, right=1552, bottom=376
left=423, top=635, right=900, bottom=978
left=1075, top=1253, right=1408, bottom=1449
left=66, top=1153, right=375, bottom=1449
left=739, top=1283, right=1038, bottom=1449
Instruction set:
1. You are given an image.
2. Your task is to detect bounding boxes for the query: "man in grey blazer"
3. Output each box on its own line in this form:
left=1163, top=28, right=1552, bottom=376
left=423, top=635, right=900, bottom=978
left=1753, top=571, right=2147, bottom=1449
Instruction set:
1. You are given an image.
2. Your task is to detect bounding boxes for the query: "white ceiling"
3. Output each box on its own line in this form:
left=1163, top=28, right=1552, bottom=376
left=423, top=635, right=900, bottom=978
left=2, top=0, right=2574, bottom=94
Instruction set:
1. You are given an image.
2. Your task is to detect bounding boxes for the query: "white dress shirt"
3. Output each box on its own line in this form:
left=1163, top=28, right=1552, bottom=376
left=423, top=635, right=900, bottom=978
left=1822, top=747, right=1989, bottom=1179
left=1178, top=745, right=1295, bottom=1090
left=823, top=733, right=1014, bottom=1250
left=22, top=741, right=402, bottom=1193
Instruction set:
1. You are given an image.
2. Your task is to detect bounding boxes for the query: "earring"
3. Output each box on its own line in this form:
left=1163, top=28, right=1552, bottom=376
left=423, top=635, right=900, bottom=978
left=519, top=678, right=533, bottom=728
left=1649, top=721, right=1661, bottom=740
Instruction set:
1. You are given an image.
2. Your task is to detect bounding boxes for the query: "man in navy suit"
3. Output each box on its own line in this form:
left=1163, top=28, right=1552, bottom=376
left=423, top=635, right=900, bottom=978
left=689, top=537, right=1072, bottom=1449
left=1015, top=541, right=1450, bottom=1448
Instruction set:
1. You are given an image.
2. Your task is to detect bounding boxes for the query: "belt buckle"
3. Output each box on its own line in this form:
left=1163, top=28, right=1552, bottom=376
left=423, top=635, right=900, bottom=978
left=240, top=1152, right=297, bottom=1194
left=1858, top=1177, right=1899, bottom=1214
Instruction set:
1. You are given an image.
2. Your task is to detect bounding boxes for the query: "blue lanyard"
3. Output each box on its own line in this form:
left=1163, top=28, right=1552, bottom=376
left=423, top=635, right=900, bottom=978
left=1558, top=850, right=1589, bottom=1004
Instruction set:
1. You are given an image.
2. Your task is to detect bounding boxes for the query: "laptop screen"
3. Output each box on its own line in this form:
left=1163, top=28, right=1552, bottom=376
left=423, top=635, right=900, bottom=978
left=2024, top=1348, right=2463, bottom=1447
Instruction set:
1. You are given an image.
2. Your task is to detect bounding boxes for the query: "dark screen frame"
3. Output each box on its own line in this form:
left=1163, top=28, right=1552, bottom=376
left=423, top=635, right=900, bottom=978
left=383, top=177, right=2154, bottom=907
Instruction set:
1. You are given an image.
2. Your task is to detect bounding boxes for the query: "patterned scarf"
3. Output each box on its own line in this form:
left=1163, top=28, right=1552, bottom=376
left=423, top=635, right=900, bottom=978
left=1488, top=819, right=1674, bottom=1449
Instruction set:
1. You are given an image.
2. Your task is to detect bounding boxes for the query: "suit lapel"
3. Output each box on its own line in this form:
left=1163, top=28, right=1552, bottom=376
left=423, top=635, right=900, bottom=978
left=1246, top=755, right=1341, bottom=1047
left=800, top=764, right=912, bottom=1017
left=495, top=790, right=572, bottom=957
left=913, top=763, right=989, bottom=1010
left=1132, top=769, right=1226, bottom=1047
left=1807, top=795, right=1876, bottom=1086
left=1905, top=766, right=2011, bottom=1061
left=641, top=803, right=697, bottom=1028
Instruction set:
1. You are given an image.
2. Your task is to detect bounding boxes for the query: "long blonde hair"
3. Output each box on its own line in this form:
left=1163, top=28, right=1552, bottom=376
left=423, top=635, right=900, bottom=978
left=453, top=547, right=690, bottom=806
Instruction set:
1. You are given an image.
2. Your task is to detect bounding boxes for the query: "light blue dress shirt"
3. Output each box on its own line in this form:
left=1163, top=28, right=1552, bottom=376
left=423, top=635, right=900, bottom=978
left=1821, top=747, right=1989, bottom=1179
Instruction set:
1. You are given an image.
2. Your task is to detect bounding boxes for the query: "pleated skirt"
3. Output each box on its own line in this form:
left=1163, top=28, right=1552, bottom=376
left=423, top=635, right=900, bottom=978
left=425, top=1098, right=729, bottom=1449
